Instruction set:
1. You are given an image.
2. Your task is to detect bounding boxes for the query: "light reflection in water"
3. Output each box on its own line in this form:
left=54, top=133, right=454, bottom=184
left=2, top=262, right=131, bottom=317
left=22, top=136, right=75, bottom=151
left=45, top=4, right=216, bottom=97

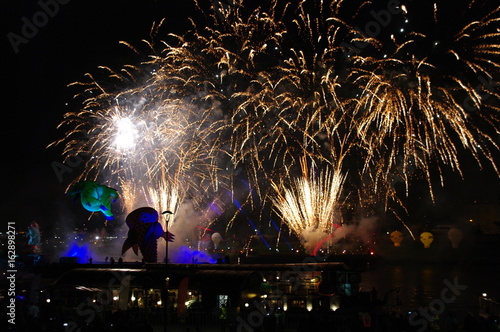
left=360, top=262, right=499, bottom=316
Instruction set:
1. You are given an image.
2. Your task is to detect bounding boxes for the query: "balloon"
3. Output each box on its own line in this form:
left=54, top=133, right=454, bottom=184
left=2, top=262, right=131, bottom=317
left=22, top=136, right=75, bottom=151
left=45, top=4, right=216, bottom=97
left=122, top=207, right=175, bottom=262
left=447, top=228, right=463, bottom=249
left=68, top=181, right=118, bottom=220
left=211, top=232, right=222, bottom=248
left=419, top=232, right=434, bottom=248
left=390, top=231, right=403, bottom=247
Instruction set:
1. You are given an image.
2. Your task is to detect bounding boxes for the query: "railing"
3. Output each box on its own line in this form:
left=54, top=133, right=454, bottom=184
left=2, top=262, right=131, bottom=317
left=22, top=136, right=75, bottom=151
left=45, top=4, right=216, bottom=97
left=479, top=297, right=500, bottom=318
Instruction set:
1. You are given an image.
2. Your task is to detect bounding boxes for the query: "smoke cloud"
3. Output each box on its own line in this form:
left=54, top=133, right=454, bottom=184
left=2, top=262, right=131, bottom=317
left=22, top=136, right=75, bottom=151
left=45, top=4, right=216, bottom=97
left=302, top=216, right=379, bottom=254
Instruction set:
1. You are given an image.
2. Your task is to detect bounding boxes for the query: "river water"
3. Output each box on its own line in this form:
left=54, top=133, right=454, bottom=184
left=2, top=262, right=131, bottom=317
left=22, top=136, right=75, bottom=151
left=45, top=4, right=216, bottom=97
left=360, top=260, right=500, bottom=316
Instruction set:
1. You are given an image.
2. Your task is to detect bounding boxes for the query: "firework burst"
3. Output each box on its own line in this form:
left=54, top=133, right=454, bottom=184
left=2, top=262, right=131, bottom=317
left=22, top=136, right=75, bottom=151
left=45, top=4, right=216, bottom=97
left=52, top=0, right=500, bottom=245
left=271, top=157, right=346, bottom=253
left=342, top=0, right=500, bottom=203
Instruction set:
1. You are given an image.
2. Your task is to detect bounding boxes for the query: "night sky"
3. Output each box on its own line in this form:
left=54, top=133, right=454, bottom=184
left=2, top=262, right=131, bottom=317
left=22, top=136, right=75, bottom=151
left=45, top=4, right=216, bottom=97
left=2, top=1, right=197, bottom=231
left=2, top=0, right=499, bottom=236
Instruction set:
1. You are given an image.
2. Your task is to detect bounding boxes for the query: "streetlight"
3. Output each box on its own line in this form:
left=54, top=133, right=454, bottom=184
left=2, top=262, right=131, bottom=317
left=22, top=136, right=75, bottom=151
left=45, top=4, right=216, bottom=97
left=161, top=210, right=173, bottom=332
left=162, top=210, right=173, bottom=262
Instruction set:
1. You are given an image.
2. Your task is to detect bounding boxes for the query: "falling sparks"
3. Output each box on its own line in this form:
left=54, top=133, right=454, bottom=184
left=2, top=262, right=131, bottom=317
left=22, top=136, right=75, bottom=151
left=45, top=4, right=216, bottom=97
left=52, top=0, right=500, bottom=244
left=271, top=157, right=346, bottom=253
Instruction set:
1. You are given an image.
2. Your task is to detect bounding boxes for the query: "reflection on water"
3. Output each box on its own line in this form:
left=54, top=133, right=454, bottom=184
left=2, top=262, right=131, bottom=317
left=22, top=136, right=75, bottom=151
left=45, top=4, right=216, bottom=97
left=360, top=262, right=500, bottom=315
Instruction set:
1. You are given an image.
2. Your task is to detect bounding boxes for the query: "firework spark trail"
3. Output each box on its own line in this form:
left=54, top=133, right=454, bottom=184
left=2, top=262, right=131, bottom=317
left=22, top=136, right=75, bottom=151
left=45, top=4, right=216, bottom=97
left=271, top=157, right=346, bottom=253
left=345, top=6, right=500, bottom=201
left=52, top=0, right=499, bottom=247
